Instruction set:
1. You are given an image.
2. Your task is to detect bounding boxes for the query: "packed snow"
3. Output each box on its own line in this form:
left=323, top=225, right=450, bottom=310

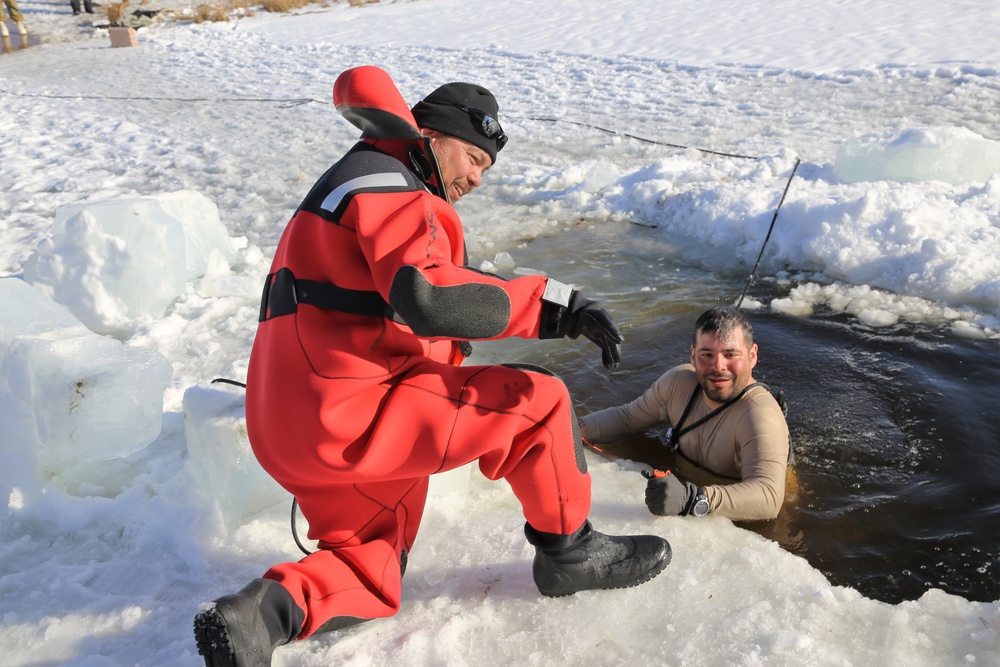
left=1, top=1, right=998, bottom=665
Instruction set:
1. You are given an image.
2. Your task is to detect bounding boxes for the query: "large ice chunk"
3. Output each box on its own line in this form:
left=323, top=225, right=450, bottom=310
left=23, top=190, right=236, bottom=337
left=155, top=190, right=238, bottom=280
left=183, top=383, right=289, bottom=533
left=0, top=278, right=172, bottom=499
left=833, top=127, right=1000, bottom=185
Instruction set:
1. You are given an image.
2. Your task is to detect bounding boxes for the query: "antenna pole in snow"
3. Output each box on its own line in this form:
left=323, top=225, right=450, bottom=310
left=736, top=158, right=801, bottom=309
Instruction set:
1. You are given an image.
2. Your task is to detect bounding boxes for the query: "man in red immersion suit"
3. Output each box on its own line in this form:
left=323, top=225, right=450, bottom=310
left=193, top=66, right=671, bottom=667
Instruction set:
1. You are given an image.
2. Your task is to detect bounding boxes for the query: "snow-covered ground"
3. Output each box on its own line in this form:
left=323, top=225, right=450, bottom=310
left=1, top=1, right=998, bottom=665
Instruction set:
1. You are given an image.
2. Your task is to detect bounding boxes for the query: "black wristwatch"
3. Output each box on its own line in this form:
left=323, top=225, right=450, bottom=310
left=689, top=487, right=710, bottom=517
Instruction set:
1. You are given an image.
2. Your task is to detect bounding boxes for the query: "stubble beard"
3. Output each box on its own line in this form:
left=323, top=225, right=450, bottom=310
left=701, top=374, right=743, bottom=404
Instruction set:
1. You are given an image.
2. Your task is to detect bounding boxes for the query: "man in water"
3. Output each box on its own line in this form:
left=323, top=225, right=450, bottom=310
left=193, top=67, right=670, bottom=667
left=580, top=307, right=789, bottom=521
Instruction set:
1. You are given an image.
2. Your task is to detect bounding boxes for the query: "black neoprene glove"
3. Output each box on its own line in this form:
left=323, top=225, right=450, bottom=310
left=643, top=470, right=698, bottom=516
left=539, top=290, right=623, bottom=370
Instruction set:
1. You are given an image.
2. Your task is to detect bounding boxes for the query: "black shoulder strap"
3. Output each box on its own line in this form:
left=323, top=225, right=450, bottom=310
left=668, top=381, right=792, bottom=466
left=666, top=381, right=765, bottom=449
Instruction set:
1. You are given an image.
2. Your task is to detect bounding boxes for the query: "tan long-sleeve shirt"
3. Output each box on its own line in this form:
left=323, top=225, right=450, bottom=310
left=580, top=364, right=789, bottom=521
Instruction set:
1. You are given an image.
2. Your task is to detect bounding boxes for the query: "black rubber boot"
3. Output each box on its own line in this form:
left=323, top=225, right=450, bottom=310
left=193, top=578, right=304, bottom=667
left=525, top=520, right=671, bottom=597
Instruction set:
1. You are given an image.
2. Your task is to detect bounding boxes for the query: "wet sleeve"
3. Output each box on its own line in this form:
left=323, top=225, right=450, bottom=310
left=706, top=397, right=790, bottom=521
left=580, top=369, right=675, bottom=442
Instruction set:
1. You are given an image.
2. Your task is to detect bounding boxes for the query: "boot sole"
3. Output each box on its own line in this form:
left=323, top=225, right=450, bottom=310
left=193, top=608, right=239, bottom=667
left=536, top=541, right=672, bottom=598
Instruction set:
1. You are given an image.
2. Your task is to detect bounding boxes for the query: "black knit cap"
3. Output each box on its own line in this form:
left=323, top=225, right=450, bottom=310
left=411, top=82, right=505, bottom=164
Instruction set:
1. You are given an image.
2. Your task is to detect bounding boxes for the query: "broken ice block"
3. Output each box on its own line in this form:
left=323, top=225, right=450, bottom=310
left=183, top=383, right=289, bottom=533
left=0, top=277, right=172, bottom=497
left=23, top=190, right=236, bottom=336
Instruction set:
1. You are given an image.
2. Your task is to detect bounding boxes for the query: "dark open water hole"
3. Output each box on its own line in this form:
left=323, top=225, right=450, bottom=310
left=482, top=227, right=999, bottom=605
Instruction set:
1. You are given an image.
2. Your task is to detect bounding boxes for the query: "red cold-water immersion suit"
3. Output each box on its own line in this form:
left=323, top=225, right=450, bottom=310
left=245, top=73, right=592, bottom=638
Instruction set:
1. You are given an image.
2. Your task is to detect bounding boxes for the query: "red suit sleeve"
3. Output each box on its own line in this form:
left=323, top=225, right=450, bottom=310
left=354, top=190, right=549, bottom=341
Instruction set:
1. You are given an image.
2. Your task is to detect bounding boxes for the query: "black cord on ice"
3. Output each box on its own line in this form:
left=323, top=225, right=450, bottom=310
left=210, top=377, right=247, bottom=388
left=2, top=86, right=758, bottom=155
left=517, top=115, right=759, bottom=160
left=736, top=158, right=801, bottom=309
left=291, top=498, right=313, bottom=556
left=208, top=378, right=313, bottom=555
left=0, top=87, right=324, bottom=108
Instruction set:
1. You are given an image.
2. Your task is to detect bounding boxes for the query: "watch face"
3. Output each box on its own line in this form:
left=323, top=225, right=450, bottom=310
left=692, top=492, right=710, bottom=517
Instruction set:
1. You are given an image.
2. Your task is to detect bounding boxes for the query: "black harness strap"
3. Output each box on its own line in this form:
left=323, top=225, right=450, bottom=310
left=257, top=267, right=475, bottom=359
left=258, top=267, right=395, bottom=322
left=666, top=381, right=766, bottom=449
left=667, top=380, right=793, bottom=466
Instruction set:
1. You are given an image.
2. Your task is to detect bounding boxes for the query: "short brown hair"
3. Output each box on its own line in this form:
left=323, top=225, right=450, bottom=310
left=694, top=308, right=754, bottom=348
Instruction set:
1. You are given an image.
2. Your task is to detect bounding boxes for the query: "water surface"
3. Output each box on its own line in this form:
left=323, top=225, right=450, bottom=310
left=475, top=225, right=1000, bottom=604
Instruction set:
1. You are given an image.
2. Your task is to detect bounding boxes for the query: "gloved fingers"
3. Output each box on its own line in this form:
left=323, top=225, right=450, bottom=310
left=584, top=308, right=624, bottom=344
left=644, top=476, right=670, bottom=515
left=582, top=328, right=621, bottom=370
left=598, top=336, right=621, bottom=370
left=644, top=472, right=687, bottom=516
left=580, top=310, right=623, bottom=370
